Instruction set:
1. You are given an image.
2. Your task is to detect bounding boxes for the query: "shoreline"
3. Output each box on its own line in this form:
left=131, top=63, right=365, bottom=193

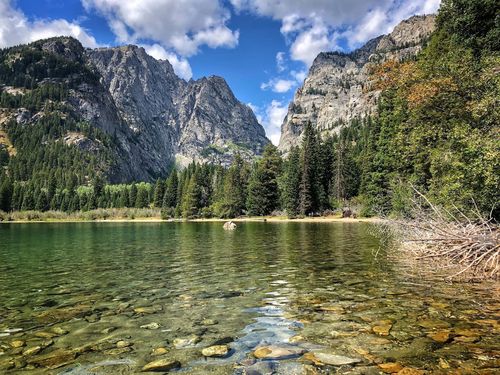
left=0, top=216, right=382, bottom=224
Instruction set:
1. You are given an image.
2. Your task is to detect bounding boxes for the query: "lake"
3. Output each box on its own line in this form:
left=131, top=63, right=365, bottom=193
left=0, top=222, right=498, bottom=374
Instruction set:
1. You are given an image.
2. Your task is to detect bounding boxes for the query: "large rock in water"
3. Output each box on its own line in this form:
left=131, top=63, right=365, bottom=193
left=278, top=15, right=436, bottom=153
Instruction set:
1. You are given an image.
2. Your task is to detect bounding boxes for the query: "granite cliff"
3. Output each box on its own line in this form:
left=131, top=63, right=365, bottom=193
left=278, top=15, right=436, bottom=152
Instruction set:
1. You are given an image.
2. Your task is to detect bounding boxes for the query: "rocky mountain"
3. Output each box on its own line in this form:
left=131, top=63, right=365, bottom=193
left=278, top=15, right=436, bottom=152
left=0, top=37, right=269, bottom=182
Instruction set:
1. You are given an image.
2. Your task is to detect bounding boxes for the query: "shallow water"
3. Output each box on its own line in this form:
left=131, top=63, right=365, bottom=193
left=0, top=222, right=498, bottom=374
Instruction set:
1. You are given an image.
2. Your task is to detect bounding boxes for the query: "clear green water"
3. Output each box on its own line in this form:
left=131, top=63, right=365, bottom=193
left=0, top=222, right=498, bottom=374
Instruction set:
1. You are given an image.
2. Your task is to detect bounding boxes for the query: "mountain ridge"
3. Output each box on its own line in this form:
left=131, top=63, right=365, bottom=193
left=278, top=14, right=437, bottom=152
left=0, top=37, right=269, bottom=183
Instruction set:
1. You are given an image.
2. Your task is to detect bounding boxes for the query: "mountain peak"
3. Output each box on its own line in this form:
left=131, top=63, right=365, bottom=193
left=279, top=14, right=436, bottom=152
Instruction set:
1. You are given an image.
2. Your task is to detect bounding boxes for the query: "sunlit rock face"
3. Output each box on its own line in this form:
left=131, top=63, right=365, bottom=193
left=9, top=37, right=269, bottom=182
left=278, top=15, right=436, bottom=153
left=87, top=45, right=269, bottom=177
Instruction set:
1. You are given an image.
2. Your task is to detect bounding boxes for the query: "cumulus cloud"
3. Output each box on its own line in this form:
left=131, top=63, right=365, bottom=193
left=261, top=78, right=296, bottom=93
left=142, top=44, right=193, bottom=80
left=82, top=0, right=239, bottom=57
left=0, top=0, right=100, bottom=48
left=276, top=51, right=286, bottom=72
left=251, top=100, right=288, bottom=145
left=231, top=0, right=441, bottom=66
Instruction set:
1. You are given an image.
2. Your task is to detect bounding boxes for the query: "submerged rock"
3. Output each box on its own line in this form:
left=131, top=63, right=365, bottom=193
left=27, top=348, right=76, bottom=369
left=140, top=322, right=161, bottom=330
left=142, top=358, right=180, bottom=372
left=303, top=352, right=362, bottom=366
left=22, top=346, right=42, bottom=356
left=134, top=306, right=162, bottom=314
left=152, top=347, right=169, bottom=356
left=378, top=362, right=403, bottom=373
left=223, top=221, right=237, bottom=230
left=372, top=320, right=393, bottom=336
left=427, top=330, right=451, bottom=343
left=173, top=335, right=201, bottom=349
left=201, top=345, right=229, bottom=357
left=10, top=340, right=25, bottom=348
left=253, top=345, right=305, bottom=360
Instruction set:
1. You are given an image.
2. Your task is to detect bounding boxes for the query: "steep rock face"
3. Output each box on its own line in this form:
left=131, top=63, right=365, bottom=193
left=176, top=76, right=268, bottom=167
left=86, top=44, right=269, bottom=172
left=0, top=37, right=270, bottom=182
left=278, top=15, right=436, bottom=152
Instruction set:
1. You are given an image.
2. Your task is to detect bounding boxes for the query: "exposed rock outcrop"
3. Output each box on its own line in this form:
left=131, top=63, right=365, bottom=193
left=278, top=15, right=436, bottom=152
left=1, top=37, right=269, bottom=182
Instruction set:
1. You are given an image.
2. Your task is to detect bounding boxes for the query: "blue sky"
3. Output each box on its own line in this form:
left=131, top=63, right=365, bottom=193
left=0, top=0, right=440, bottom=144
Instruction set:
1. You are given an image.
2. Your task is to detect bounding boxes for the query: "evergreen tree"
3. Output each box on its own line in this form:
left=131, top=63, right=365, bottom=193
left=218, top=154, right=249, bottom=218
left=181, top=172, right=202, bottom=218
left=282, top=146, right=301, bottom=217
left=135, top=187, right=149, bottom=208
left=247, top=144, right=282, bottom=216
left=163, top=169, right=179, bottom=209
left=153, top=178, right=164, bottom=208
left=0, top=176, right=13, bottom=212
left=299, top=122, right=319, bottom=215
left=128, top=183, right=137, bottom=208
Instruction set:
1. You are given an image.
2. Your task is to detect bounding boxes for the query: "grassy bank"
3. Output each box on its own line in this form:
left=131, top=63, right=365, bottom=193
left=0, top=208, right=380, bottom=223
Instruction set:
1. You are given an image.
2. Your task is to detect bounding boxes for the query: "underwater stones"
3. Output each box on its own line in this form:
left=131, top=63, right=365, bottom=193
left=417, top=319, right=451, bottom=329
left=318, top=305, right=345, bottom=313
left=396, top=368, right=425, bottom=375
left=104, top=347, right=132, bottom=356
left=27, top=348, right=76, bottom=369
left=101, top=326, right=117, bottom=334
left=372, top=320, right=393, bottom=336
left=22, top=346, right=42, bottom=356
left=35, top=331, right=58, bottom=339
left=10, top=340, right=25, bottom=348
left=173, top=335, right=201, bottom=349
left=289, top=335, right=305, bottom=343
left=134, top=306, right=162, bottom=314
left=201, top=319, right=218, bottom=326
left=427, top=331, right=451, bottom=343
left=116, top=340, right=133, bottom=348
left=36, top=304, right=91, bottom=323
left=142, top=358, right=181, bottom=372
left=201, top=345, right=229, bottom=357
left=140, top=322, right=161, bottom=330
left=303, top=352, right=362, bottom=366
left=51, top=326, right=69, bottom=335
left=378, top=362, right=403, bottom=373
left=253, top=345, right=305, bottom=360
left=152, top=347, right=169, bottom=356
left=85, top=313, right=100, bottom=323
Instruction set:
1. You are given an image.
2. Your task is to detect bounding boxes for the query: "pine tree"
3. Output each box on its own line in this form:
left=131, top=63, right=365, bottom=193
left=152, top=178, right=164, bottom=208
left=218, top=154, right=248, bottom=218
left=282, top=146, right=301, bottom=216
left=181, top=172, right=202, bottom=218
left=135, top=187, right=149, bottom=208
left=299, top=122, right=319, bottom=215
left=163, top=170, right=179, bottom=209
left=128, top=183, right=137, bottom=208
left=0, top=176, right=13, bottom=212
left=247, top=144, right=282, bottom=216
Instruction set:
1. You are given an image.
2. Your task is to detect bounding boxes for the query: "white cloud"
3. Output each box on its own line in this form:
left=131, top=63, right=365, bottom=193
left=82, top=0, right=239, bottom=57
left=261, top=78, right=296, bottom=93
left=276, top=51, right=286, bottom=72
left=231, top=0, right=441, bottom=66
left=142, top=43, right=193, bottom=80
left=251, top=100, right=288, bottom=145
left=291, top=69, right=307, bottom=83
left=0, top=0, right=100, bottom=48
